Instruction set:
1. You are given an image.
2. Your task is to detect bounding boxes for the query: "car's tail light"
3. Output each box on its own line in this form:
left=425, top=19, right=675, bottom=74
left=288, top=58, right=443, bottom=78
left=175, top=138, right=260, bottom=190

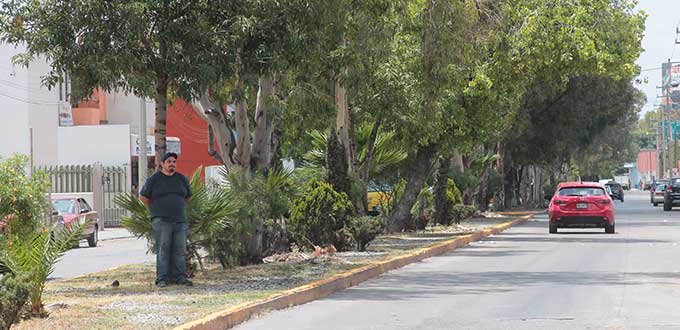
left=554, top=200, right=568, bottom=205
left=597, top=199, right=610, bottom=204
left=668, top=185, right=673, bottom=192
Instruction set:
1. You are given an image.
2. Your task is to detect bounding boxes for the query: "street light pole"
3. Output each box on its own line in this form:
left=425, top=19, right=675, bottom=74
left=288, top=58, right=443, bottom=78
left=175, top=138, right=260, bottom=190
left=138, top=97, right=148, bottom=193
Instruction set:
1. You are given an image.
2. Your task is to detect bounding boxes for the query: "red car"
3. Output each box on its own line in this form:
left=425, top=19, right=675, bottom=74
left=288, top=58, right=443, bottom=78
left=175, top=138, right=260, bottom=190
left=51, top=196, right=100, bottom=247
left=547, top=182, right=615, bottom=234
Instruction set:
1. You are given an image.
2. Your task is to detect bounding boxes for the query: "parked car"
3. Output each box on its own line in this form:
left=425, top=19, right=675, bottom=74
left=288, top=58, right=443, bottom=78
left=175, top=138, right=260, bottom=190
left=1, top=198, right=64, bottom=234
left=604, top=181, right=624, bottom=202
left=663, top=178, right=680, bottom=211
left=50, top=196, right=100, bottom=247
left=650, top=179, right=670, bottom=207
left=546, top=182, right=615, bottom=234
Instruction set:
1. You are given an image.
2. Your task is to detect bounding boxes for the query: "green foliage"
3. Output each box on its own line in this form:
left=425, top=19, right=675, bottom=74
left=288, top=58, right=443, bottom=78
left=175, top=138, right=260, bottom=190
left=304, top=127, right=408, bottom=181
left=348, top=216, right=384, bottom=252
left=0, top=1, right=226, bottom=100
left=450, top=205, right=477, bottom=225
left=0, top=155, right=49, bottom=237
left=507, top=76, right=644, bottom=175
left=220, top=167, right=297, bottom=264
left=0, top=271, right=31, bottom=330
left=449, top=169, right=480, bottom=196
left=634, top=110, right=657, bottom=150
left=0, top=155, right=84, bottom=318
left=447, top=179, right=463, bottom=206
left=0, top=223, right=83, bottom=318
left=289, top=179, right=353, bottom=251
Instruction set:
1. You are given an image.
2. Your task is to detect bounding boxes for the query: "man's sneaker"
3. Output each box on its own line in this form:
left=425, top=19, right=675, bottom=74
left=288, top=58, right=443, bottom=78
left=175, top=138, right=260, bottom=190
left=178, top=280, right=193, bottom=287
left=156, top=281, right=168, bottom=288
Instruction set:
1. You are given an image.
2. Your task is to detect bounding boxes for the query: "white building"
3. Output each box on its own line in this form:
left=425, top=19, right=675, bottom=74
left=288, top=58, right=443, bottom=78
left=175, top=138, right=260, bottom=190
left=0, top=43, right=158, bottom=170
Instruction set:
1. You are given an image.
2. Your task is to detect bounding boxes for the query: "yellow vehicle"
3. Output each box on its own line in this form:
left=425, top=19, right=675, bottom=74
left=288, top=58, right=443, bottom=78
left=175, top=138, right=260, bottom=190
left=367, top=188, right=391, bottom=215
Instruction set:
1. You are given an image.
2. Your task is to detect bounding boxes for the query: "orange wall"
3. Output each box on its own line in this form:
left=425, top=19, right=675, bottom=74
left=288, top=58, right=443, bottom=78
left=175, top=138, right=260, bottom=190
left=636, top=149, right=657, bottom=173
left=166, top=100, right=221, bottom=178
left=72, top=88, right=107, bottom=125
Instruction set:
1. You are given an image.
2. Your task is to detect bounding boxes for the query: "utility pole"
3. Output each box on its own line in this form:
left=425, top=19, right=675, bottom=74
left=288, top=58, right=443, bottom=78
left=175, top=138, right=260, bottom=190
left=655, top=89, right=667, bottom=178
left=138, top=97, right=148, bottom=193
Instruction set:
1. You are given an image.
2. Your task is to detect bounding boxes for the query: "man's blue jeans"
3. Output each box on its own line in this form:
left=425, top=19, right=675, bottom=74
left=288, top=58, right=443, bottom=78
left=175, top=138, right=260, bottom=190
left=152, top=217, right=188, bottom=284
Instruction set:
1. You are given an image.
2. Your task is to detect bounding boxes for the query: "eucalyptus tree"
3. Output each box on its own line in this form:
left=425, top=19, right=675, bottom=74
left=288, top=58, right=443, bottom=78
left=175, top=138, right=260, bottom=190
left=498, top=0, right=646, bottom=208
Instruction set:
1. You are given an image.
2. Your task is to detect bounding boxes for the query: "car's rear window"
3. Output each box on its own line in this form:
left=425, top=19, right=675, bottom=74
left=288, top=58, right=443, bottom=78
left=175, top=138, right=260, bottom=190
left=672, top=179, right=680, bottom=187
left=558, top=187, right=606, bottom=196
left=52, top=199, right=75, bottom=214
left=656, top=183, right=668, bottom=190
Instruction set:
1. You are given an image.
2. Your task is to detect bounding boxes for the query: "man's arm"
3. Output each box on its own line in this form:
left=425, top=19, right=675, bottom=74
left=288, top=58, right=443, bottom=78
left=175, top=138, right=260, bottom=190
left=184, top=175, right=193, bottom=203
left=139, top=175, right=153, bottom=206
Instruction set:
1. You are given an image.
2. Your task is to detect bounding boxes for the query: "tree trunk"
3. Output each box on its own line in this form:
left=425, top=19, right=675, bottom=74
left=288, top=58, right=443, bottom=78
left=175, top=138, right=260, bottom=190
left=154, top=79, right=169, bottom=169
left=335, top=79, right=354, bottom=174
left=191, top=94, right=237, bottom=169
left=434, top=156, right=451, bottom=225
left=244, top=217, right=264, bottom=263
left=387, top=144, right=438, bottom=233
left=451, top=147, right=464, bottom=173
left=250, top=75, right=276, bottom=172
left=234, top=99, right=251, bottom=169
left=361, top=119, right=382, bottom=183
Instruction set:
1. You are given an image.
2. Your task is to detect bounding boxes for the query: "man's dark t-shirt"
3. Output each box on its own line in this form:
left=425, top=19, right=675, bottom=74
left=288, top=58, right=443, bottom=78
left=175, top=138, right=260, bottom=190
left=140, top=171, right=192, bottom=222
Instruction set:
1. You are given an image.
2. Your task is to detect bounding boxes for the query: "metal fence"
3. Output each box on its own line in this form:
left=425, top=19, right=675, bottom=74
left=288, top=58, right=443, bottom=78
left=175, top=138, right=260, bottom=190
left=37, top=165, right=93, bottom=193
left=38, top=164, right=129, bottom=227
left=101, top=166, right=128, bottom=227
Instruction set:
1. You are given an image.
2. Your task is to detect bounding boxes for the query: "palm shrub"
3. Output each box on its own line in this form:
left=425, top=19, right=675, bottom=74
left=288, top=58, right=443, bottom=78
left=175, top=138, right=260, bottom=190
left=0, top=225, right=82, bottom=317
left=303, top=127, right=407, bottom=179
left=116, top=166, right=239, bottom=271
left=289, top=179, right=354, bottom=251
left=348, top=216, right=384, bottom=251
left=0, top=271, right=30, bottom=330
left=220, top=167, right=297, bottom=264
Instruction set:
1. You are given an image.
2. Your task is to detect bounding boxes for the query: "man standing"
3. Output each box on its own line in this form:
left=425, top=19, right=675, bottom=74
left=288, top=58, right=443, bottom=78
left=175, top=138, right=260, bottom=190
left=140, top=152, right=193, bottom=287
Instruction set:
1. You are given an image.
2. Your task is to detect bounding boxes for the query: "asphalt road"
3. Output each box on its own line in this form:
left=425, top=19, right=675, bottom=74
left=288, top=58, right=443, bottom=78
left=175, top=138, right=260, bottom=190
left=50, top=236, right=154, bottom=280
left=234, top=190, right=680, bottom=330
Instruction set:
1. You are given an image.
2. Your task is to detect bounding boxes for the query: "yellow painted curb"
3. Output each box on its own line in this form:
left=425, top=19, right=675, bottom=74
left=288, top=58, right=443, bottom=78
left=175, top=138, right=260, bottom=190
left=174, top=214, right=533, bottom=330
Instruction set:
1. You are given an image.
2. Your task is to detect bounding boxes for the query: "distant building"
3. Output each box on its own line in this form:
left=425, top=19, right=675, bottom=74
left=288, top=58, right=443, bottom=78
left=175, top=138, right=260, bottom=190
left=636, top=149, right=658, bottom=183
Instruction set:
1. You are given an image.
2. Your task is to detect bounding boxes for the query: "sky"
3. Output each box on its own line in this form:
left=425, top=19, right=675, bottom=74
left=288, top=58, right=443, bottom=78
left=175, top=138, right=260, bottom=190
left=635, top=1, right=680, bottom=117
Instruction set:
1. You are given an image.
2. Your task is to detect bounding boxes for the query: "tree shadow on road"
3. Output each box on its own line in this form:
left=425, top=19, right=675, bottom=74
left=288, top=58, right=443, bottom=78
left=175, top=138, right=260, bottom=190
left=327, top=268, right=678, bottom=302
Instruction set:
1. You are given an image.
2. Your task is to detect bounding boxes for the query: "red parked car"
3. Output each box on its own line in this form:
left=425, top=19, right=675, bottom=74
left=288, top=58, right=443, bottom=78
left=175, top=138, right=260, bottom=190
left=50, top=196, right=100, bottom=247
left=547, top=182, right=615, bottom=234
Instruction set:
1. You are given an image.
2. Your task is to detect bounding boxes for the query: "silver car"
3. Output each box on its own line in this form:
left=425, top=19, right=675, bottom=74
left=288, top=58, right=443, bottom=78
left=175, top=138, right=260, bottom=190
left=651, top=181, right=669, bottom=206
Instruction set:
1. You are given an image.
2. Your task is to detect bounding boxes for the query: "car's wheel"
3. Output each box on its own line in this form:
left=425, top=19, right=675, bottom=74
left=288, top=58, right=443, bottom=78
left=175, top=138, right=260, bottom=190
left=654, top=202, right=658, bottom=207
left=605, top=222, right=615, bottom=234
left=549, top=222, right=557, bottom=234
left=664, top=201, right=673, bottom=211
left=87, top=226, right=98, bottom=247
left=620, top=196, right=624, bottom=202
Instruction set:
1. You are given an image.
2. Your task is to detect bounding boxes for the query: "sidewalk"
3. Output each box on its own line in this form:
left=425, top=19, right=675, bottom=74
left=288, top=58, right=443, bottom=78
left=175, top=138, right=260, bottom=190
left=98, top=227, right=135, bottom=241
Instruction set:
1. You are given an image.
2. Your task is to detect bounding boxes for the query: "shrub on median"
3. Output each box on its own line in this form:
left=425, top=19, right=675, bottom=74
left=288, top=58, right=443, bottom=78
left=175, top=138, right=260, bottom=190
left=288, top=179, right=353, bottom=251
left=348, top=216, right=385, bottom=252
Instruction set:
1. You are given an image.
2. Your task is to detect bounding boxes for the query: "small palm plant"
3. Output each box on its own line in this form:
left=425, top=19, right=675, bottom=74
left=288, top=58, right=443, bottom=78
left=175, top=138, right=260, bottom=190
left=0, top=223, right=83, bottom=317
left=116, top=166, right=239, bottom=274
